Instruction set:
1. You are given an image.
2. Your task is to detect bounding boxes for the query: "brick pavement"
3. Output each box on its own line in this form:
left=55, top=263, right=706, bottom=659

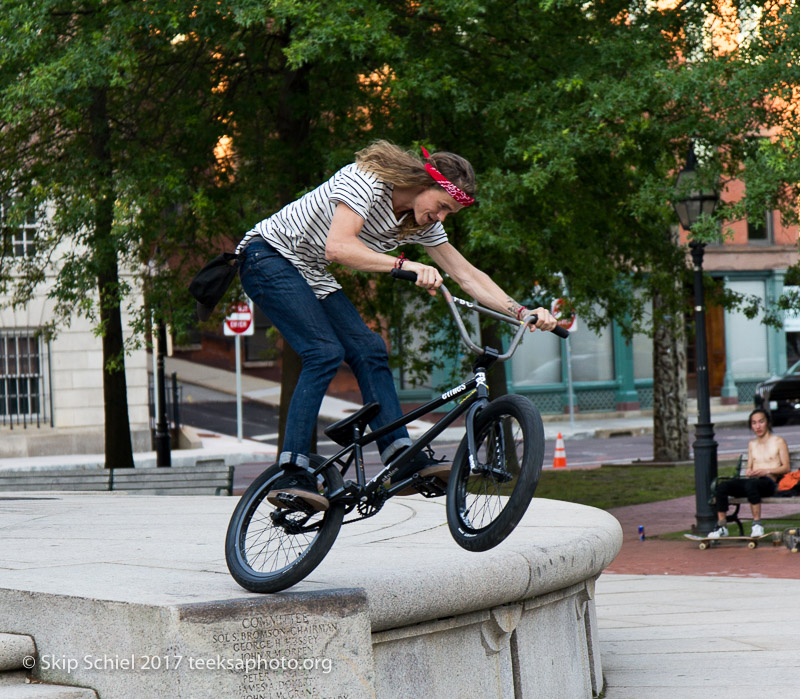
left=605, top=495, right=800, bottom=578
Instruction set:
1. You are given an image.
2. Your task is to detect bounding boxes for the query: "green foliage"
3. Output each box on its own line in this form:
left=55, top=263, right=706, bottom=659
left=3, top=0, right=800, bottom=393
left=0, top=1, right=231, bottom=332
left=234, top=0, right=800, bottom=343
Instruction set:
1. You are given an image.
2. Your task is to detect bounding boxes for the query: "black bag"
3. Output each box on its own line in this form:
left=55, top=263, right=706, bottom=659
left=189, top=252, right=242, bottom=321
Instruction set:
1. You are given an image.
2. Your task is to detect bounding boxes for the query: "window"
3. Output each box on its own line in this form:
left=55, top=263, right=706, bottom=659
left=747, top=211, right=774, bottom=244
left=570, top=322, right=614, bottom=382
left=512, top=329, right=562, bottom=385
left=511, top=306, right=614, bottom=385
left=1, top=198, right=38, bottom=258
left=633, top=330, right=654, bottom=380
left=724, top=280, right=768, bottom=377
left=0, top=330, right=50, bottom=427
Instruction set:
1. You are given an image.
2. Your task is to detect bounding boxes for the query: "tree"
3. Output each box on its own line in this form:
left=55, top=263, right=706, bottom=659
left=0, top=1, right=230, bottom=467
left=205, top=4, right=403, bottom=450
left=0, top=1, right=412, bottom=464
left=4, top=1, right=799, bottom=464
left=266, top=0, right=800, bottom=459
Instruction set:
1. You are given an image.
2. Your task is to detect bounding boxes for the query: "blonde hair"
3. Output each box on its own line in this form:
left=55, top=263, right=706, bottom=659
left=354, top=140, right=475, bottom=235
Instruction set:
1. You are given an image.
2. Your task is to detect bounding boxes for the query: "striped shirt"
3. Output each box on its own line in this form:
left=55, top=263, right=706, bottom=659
left=236, top=163, right=448, bottom=298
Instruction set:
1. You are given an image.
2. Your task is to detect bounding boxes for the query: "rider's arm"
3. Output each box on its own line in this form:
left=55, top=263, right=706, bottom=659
left=427, top=243, right=557, bottom=331
left=325, top=203, right=443, bottom=292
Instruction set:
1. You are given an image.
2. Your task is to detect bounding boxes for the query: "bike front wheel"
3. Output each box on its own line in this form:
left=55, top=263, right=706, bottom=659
left=225, top=456, right=344, bottom=593
left=446, top=394, right=544, bottom=552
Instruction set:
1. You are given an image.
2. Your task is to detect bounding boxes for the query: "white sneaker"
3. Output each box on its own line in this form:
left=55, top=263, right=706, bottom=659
left=707, top=525, right=728, bottom=539
left=751, top=523, right=765, bottom=537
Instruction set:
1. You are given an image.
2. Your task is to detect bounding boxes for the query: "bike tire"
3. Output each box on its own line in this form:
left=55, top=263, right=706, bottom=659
left=225, top=455, right=344, bottom=593
left=446, top=394, right=544, bottom=552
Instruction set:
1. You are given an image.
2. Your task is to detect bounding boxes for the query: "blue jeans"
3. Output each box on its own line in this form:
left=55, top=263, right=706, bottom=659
left=239, top=239, right=411, bottom=468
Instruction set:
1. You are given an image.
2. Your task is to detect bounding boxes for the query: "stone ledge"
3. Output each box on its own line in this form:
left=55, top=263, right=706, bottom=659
left=0, top=493, right=622, bottom=698
left=0, top=632, right=36, bottom=672
left=0, top=428, right=151, bottom=459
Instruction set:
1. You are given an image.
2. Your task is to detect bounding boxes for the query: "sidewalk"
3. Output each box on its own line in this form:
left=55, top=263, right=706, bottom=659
left=164, top=355, right=754, bottom=441
left=597, top=492, right=800, bottom=697
left=596, top=574, right=800, bottom=698
left=607, top=495, right=800, bottom=579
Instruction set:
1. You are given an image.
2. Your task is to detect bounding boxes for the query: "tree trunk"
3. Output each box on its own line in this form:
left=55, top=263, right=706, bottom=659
left=274, top=55, right=316, bottom=455
left=652, top=290, right=690, bottom=462
left=480, top=319, right=509, bottom=400
left=98, top=265, right=135, bottom=469
left=90, top=87, right=135, bottom=469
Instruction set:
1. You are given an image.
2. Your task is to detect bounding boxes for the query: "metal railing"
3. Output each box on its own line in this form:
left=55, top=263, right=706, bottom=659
left=0, top=329, right=52, bottom=429
left=148, top=371, right=183, bottom=433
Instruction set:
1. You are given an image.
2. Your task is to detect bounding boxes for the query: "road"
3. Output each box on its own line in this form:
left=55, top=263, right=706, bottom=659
left=178, top=383, right=800, bottom=490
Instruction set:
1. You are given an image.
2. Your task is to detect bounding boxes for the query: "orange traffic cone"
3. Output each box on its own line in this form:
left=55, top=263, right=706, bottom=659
left=553, top=433, right=567, bottom=469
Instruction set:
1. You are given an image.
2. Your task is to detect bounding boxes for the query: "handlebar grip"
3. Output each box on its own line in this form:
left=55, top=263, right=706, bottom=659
left=552, top=325, right=570, bottom=339
left=390, top=268, right=418, bottom=282
left=529, top=314, right=571, bottom=339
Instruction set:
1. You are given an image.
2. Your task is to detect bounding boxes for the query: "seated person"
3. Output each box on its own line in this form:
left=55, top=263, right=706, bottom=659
left=709, top=408, right=790, bottom=538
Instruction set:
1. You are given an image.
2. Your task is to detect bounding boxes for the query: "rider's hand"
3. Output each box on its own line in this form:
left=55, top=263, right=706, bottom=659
left=525, top=307, right=558, bottom=332
left=404, top=261, right=442, bottom=296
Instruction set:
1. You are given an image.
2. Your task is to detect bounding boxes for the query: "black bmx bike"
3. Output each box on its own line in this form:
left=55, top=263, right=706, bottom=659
left=226, top=270, right=569, bottom=593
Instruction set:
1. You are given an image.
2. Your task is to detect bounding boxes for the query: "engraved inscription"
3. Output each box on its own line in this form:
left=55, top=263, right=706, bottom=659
left=208, top=613, right=343, bottom=698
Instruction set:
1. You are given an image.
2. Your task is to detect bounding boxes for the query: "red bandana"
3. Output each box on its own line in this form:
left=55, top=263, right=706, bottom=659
left=421, top=146, right=475, bottom=207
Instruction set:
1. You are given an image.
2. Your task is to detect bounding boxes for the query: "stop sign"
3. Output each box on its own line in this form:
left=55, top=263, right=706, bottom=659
left=551, top=298, right=577, bottom=333
left=224, top=300, right=254, bottom=336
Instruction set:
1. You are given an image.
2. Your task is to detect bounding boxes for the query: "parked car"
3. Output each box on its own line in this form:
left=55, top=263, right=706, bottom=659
left=754, top=360, right=800, bottom=426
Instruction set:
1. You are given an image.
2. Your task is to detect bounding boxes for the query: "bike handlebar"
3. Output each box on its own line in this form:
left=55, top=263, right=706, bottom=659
left=390, top=268, right=569, bottom=361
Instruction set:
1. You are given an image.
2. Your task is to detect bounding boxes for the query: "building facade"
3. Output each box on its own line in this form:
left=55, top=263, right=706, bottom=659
left=0, top=206, right=150, bottom=457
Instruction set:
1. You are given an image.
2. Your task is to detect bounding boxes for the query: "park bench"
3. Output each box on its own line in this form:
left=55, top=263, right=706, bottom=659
left=0, top=460, right=233, bottom=496
left=717, top=450, right=800, bottom=535
left=109, top=460, right=233, bottom=496
left=0, top=468, right=110, bottom=492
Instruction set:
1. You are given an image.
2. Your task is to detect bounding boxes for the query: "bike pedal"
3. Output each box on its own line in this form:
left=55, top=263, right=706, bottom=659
left=412, top=477, right=447, bottom=498
left=275, top=492, right=316, bottom=515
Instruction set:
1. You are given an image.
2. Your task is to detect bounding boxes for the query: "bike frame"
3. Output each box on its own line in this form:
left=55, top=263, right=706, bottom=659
left=310, top=280, right=539, bottom=507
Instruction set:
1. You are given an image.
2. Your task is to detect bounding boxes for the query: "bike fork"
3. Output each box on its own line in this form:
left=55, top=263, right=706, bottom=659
left=465, top=368, right=490, bottom=471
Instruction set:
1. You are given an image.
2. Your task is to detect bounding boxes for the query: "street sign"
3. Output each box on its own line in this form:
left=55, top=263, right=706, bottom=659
left=224, top=298, right=254, bottom=442
left=224, top=300, right=254, bottom=336
left=551, top=298, right=578, bottom=333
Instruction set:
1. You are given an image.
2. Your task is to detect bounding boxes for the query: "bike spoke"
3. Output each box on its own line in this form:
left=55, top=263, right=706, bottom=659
left=458, top=413, right=524, bottom=532
left=227, top=455, right=353, bottom=592
left=241, top=502, right=323, bottom=573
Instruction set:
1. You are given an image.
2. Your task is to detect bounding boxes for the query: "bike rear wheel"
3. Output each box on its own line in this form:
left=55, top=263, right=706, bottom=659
left=446, top=394, right=544, bottom=552
left=225, top=455, right=344, bottom=593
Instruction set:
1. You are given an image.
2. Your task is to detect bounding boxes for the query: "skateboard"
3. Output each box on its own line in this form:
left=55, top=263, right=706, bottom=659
left=782, top=528, right=800, bottom=553
left=684, top=532, right=779, bottom=550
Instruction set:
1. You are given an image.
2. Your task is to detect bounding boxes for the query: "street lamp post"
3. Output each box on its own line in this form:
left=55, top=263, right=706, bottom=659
left=148, top=253, right=171, bottom=468
left=672, top=145, right=721, bottom=535
left=155, top=319, right=171, bottom=467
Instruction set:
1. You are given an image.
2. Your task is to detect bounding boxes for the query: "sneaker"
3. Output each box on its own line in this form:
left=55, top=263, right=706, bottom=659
left=751, top=523, right=765, bottom=537
left=267, top=467, right=329, bottom=512
left=390, top=449, right=450, bottom=496
left=707, top=525, right=728, bottom=539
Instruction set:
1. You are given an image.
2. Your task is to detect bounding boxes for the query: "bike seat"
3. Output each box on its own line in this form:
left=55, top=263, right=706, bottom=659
left=324, top=402, right=382, bottom=446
